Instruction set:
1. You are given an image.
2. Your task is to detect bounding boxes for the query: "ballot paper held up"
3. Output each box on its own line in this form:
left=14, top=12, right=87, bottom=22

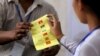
left=30, top=14, right=59, bottom=51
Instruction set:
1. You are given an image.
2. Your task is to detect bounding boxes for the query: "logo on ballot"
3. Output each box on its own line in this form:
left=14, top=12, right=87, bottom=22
left=30, top=14, right=59, bottom=51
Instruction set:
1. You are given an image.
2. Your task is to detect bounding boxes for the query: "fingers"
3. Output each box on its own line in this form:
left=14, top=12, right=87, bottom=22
left=15, top=29, right=28, bottom=33
left=47, top=14, right=59, bottom=28
left=16, top=22, right=31, bottom=29
left=13, top=22, right=31, bottom=40
left=13, top=29, right=28, bottom=40
left=15, top=33, right=27, bottom=40
left=48, top=14, right=55, bottom=27
left=47, top=14, right=58, bottom=22
left=47, top=14, right=63, bottom=39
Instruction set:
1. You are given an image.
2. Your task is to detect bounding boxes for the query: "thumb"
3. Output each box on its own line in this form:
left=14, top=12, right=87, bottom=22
left=47, top=14, right=58, bottom=27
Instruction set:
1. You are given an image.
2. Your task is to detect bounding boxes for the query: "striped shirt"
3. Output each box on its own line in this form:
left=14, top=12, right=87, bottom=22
left=0, top=0, right=58, bottom=56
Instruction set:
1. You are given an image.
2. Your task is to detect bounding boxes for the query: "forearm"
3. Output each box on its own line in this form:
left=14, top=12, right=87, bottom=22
left=0, top=31, right=13, bottom=44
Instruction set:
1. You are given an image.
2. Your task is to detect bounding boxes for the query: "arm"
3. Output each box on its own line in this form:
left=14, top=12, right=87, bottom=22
left=0, top=22, right=31, bottom=45
left=0, top=4, right=14, bottom=44
left=48, top=14, right=79, bottom=54
left=0, top=2, right=31, bottom=45
left=0, top=31, right=19, bottom=44
left=38, top=3, right=61, bottom=56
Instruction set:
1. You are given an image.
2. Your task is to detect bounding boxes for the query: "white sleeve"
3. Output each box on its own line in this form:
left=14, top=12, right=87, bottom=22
left=60, top=35, right=79, bottom=54
left=74, top=44, right=97, bottom=56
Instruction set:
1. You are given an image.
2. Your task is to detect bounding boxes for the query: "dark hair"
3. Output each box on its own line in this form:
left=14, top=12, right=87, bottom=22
left=81, top=0, right=100, bottom=18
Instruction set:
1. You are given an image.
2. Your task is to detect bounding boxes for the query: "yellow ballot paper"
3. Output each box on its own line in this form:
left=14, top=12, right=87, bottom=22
left=30, top=14, right=59, bottom=51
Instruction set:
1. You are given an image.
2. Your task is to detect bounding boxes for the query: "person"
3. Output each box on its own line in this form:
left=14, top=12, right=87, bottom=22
left=49, top=0, right=100, bottom=56
left=0, top=0, right=60, bottom=56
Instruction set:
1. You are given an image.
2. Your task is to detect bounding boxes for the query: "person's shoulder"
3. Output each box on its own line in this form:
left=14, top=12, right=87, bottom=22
left=84, top=29, right=100, bottom=47
left=0, top=0, right=5, bottom=9
left=77, top=43, right=97, bottom=56
left=91, top=28, right=100, bottom=40
left=77, top=31, right=100, bottom=56
left=94, top=28, right=100, bottom=35
left=40, top=1, right=55, bottom=9
left=0, top=0, right=6, bottom=5
left=86, top=29, right=100, bottom=41
left=39, top=1, right=57, bottom=15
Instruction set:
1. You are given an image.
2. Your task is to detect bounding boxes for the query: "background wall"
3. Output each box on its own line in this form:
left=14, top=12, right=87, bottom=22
left=45, top=0, right=89, bottom=56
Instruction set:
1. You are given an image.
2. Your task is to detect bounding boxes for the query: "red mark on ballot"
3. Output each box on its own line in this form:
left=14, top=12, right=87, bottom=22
left=45, top=37, right=49, bottom=40
left=46, top=40, right=51, bottom=45
left=43, top=32, right=48, bottom=36
left=38, top=20, right=43, bottom=24
left=45, top=37, right=51, bottom=45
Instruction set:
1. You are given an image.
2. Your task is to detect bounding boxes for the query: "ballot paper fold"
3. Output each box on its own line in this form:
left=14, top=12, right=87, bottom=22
left=30, top=14, right=59, bottom=51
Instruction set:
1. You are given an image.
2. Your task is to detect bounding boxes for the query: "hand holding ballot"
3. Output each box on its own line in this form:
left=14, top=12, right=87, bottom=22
left=0, top=22, right=31, bottom=44
left=30, top=14, right=59, bottom=51
left=48, top=14, right=64, bottom=40
left=11, top=22, right=31, bottom=40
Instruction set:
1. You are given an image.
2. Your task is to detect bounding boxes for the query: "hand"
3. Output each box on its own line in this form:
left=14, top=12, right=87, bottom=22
left=42, top=45, right=60, bottom=56
left=9, top=22, right=31, bottom=40
left=48, top=14, right=63, bottom=40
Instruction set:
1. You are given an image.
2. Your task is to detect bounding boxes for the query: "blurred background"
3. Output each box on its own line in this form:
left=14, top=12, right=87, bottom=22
left=45, top=0, right=89, bottom=56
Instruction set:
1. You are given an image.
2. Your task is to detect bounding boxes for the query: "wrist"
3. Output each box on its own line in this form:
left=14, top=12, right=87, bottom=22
left=58, top=34, right=64, bottom=40
left=57, top=34, right=64, bottom=40
left=6, top=30, right=17, bottom=41
left=0, top=31, right=15, bottom=44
